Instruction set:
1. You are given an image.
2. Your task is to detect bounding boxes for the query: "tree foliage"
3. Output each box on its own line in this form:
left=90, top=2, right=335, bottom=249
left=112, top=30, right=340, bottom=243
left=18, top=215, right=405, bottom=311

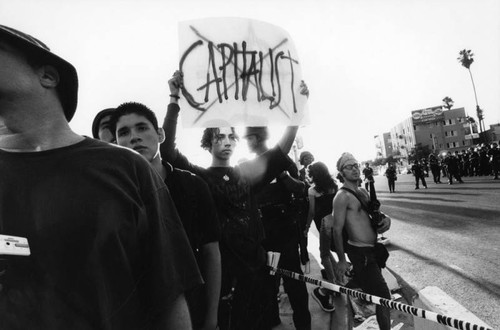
left=408, top=143, right=432, bottom=163
left=457, top=49, right=474, bottom=69
left=442, top=96, right=454, bottom=110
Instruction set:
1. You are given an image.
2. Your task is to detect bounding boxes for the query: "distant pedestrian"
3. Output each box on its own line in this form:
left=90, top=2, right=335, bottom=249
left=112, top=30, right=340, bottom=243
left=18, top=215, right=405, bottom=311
left=428, top=154, right=442, bottom=183
left=443, top=152, right=464, bottom=185
left=488, top=142, right=500, bottom=180
left=384, top=163, right=397, bottom=193
left=362, top=162, right=374, bottom=191
left=411, top=160, right=427, bottom=189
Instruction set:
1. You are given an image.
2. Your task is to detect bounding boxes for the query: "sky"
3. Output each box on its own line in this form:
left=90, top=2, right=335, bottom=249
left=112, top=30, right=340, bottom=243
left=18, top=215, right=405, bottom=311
left=1, top=0, right=499, bottom=172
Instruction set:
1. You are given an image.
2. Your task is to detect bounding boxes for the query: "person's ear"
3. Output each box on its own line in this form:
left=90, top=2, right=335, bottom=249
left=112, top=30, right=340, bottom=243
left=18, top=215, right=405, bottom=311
left=157, top=128, right=165, bottom=144
left=38, top=65, right=60, bottom=88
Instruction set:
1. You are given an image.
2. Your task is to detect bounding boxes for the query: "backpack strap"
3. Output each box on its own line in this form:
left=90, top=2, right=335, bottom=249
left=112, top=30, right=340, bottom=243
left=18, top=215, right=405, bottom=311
left=340, top=186, right=370, bottom=212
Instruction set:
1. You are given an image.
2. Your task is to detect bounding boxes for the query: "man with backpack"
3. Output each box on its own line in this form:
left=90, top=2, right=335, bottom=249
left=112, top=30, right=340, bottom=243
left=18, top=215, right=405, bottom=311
left=332, top=152, right=392, bottom=330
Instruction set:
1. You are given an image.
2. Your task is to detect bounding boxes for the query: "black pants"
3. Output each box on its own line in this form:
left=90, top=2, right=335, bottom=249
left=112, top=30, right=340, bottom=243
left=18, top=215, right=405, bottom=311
left=430, top=165, right=441, bottom=183
left=218, top=247, right=268, bottom=330
left=447, top=169, right=462, bottom=184
left=346, top=244, right=391, bottom=330
left=387, top=178, right=395, bottom=192
left=261, top=213, right=311, bottom=330
left=414, top=175, right=427, bottom=188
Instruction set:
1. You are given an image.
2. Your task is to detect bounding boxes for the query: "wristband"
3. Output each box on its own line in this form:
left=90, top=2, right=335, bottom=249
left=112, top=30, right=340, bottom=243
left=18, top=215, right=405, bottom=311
left=169, top=94, right=180, bottom=100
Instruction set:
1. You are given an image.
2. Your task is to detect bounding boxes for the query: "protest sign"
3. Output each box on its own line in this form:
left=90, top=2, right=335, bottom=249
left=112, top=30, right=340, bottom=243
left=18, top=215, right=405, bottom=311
left=178, top=17, right=309, bottom=128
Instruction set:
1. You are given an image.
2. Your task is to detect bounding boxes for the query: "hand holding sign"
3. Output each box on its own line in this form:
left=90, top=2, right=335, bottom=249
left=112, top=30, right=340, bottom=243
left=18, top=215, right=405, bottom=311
left=178, top=17, right=309, bottom=128
left=168, top=70, right=183, bottom=99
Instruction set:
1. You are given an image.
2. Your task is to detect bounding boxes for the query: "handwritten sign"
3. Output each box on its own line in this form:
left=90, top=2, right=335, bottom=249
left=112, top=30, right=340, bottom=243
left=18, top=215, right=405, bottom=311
left=178, top=17, right=308, bottom=128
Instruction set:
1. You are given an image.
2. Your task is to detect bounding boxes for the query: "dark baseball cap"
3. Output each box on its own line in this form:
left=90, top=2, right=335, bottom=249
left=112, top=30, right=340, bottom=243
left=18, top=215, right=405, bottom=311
left=0, top=25, right=78, bottom=122
left=92, top=108, right=115, bottom=139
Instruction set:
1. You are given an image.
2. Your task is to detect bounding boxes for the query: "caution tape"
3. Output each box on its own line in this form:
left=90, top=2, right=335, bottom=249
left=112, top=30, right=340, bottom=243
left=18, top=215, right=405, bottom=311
left=269, top=266, right=493, bottom=330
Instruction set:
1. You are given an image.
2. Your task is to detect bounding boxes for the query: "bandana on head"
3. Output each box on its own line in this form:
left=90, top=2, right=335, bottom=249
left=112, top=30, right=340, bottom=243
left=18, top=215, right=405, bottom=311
left=336, top=152, right=358, bottom=171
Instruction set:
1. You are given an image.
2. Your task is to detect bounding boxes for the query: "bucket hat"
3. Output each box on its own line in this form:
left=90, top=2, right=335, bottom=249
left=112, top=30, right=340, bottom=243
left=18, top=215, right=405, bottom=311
left=0, top=25, right=78, bottom=122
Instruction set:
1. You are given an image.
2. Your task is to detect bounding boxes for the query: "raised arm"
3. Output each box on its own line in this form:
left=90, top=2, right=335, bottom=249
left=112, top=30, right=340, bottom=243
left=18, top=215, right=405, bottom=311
left=160, top=71, right=183, bottom=163
left=161, top=71, right=206, bottom=176
left=277, top=80, right=309, bottom=154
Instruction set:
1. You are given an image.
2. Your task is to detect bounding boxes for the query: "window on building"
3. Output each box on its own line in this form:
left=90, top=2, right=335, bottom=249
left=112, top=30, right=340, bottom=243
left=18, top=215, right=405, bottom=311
left=444, top=119, right=456, bottom=126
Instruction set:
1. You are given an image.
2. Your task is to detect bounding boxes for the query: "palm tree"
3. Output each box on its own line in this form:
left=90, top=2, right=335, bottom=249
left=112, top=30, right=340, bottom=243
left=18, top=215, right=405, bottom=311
left=457, top=49, right=484, bottom=132
left=442, top=96, right=454, bottom=111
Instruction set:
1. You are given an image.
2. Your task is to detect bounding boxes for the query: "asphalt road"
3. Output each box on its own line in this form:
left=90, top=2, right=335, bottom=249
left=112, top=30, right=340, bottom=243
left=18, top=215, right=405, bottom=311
left=372, top=172, right=500, bottom=329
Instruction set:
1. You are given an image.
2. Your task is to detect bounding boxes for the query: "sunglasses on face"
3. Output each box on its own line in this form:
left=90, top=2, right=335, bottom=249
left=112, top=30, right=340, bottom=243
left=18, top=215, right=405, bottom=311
left=343, top=164, right=360, bottom=170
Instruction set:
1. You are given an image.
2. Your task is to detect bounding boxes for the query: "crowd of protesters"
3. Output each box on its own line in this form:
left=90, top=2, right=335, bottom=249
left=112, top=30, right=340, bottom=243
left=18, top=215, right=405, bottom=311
left=379, top=142, right=500, bottom=191
left=5, top=22, right=497, bottom=330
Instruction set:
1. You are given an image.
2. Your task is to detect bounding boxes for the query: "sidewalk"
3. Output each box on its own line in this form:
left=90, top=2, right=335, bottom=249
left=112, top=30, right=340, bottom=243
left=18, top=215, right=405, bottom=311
left=273, top=229, right=415, bottom=330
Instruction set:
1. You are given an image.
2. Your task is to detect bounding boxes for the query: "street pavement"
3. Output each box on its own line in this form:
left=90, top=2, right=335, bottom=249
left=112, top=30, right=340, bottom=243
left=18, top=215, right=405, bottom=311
left=274, top=226, right=414, bottom=330
left=374, top=172, right=499, bottom=329
left=274, top=173, right=499, bottom=329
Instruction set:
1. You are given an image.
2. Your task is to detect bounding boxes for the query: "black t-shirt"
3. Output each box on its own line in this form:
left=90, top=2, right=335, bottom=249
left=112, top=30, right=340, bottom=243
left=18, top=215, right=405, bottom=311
left=255, top=156, right=298, bottom=208
left=161, top=104, right=290, bottom=272
left=362, top=166, right=374, bottom=180
left=163, top=161, right=220, bottom=255
left=0, top=138, right=202, bottom=329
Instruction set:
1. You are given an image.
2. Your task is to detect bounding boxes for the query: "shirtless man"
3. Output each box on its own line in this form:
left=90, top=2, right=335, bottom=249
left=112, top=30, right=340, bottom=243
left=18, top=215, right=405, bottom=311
left=332, top=152, right=392, bottom=330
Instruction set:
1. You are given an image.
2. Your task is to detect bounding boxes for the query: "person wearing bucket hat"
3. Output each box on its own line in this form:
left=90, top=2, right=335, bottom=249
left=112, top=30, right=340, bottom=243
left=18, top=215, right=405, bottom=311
left=0, top=25, right=78, bottom=122
left=0, top=25, right=201, bottom=329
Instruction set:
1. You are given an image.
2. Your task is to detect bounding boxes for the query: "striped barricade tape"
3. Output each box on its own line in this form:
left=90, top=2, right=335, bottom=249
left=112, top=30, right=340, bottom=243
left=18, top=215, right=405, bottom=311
left=268, top=266, right=492, bottom=330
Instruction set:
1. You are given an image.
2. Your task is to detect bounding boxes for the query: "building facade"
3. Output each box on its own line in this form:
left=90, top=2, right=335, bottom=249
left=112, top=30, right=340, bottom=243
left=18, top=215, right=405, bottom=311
left=374, top=132, right=393, bottom=158
left=377, top=106, right=479, bottom=165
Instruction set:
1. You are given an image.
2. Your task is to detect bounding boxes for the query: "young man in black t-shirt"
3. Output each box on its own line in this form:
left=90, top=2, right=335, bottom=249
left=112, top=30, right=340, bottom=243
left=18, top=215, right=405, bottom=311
left=160, top=70, right=306, bottom=330
left=111, top=102, right=221, bottom=330
left=0, top=25, right=200, bottom=329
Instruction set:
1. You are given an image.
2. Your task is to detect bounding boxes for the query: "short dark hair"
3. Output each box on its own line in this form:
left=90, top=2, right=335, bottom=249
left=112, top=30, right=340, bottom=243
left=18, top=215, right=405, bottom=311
left=299, top=151, right=313, bottom=165
left=200, top=127, right=239, bottom=151
left=111, top=102, right=158, bottom=134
